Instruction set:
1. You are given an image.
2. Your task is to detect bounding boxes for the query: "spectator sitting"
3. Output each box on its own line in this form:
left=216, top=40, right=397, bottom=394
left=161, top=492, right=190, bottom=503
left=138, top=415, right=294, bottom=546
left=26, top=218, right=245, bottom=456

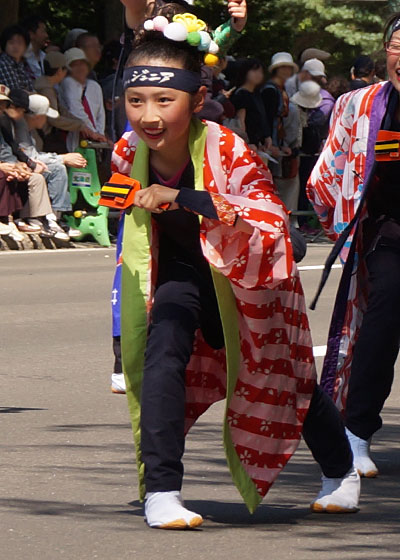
left=0, top=25, right=34, bottom=91
left=349, top=55, right=375, bottom=90
left=0, top=84, right=56, bottom=238
left=76, top=33, right=103, bottom=81
left=35, top=51, right=102, bottom=153
left=22, top=16, right=49, bottom=80
left=4, top=90, right=87, bottom=240
left=59, top=48, right=106, bottom=151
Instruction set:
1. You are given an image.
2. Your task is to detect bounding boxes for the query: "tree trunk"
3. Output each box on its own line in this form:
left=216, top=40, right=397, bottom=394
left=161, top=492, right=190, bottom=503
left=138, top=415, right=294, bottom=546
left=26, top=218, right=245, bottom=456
left=1, top=0, right=19, bottom=33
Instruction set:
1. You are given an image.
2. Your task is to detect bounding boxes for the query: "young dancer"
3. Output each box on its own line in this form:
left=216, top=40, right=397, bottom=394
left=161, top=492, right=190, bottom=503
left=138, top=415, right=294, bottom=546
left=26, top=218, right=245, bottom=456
left=308, top=13, right=400, bottom=478
left=110, top=13, right=360, bottom=530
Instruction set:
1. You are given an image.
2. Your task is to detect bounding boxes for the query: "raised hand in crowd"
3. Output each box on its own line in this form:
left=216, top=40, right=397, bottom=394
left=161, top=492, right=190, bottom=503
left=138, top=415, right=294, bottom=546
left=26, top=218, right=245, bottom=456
left=228, top=0, right=247, bottom=32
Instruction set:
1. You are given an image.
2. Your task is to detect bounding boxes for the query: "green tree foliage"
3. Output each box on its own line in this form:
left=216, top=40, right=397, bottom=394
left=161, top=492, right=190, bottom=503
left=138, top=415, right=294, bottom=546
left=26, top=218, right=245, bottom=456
left=195, top=0, right=394, bottom=75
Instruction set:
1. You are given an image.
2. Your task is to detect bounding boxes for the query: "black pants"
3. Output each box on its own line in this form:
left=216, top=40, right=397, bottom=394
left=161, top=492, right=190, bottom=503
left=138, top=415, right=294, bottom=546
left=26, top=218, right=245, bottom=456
left=346, top=243, right=400, bottom=440
left=298, top=156, right=318, bottom=227
left=141, top=262, right=352, bottom=493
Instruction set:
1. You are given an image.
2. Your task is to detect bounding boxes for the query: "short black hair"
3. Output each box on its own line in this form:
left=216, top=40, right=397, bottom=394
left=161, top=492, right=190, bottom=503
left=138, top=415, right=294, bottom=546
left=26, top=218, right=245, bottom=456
left=21, top=16, right=46, bottom=34
left=126, top=32, right=202, bottom=74
left=0, top=25, right=30, bottom=52
left=353, top=55, right=375, bottom=79
left=234, top=58, right=264, bottom=88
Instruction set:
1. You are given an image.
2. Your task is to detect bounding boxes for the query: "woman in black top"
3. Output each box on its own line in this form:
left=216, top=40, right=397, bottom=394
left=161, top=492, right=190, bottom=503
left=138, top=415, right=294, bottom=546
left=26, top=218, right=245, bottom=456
left=231, top=58, right=269, bottom=150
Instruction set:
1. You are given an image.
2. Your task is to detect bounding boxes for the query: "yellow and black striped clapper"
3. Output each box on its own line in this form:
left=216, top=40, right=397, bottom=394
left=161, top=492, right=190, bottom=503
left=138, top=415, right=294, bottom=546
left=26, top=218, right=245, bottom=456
left=99, top=173, right=141, bottom=210
left=375, top=130, right=400, bottom=162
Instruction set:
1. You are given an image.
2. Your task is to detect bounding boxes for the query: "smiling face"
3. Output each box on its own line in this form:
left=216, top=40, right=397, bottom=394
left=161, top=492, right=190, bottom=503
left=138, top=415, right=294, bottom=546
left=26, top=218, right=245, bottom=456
left=125, top=58, right=205, bottom=156
left=387, top=29, right=400, bottom=92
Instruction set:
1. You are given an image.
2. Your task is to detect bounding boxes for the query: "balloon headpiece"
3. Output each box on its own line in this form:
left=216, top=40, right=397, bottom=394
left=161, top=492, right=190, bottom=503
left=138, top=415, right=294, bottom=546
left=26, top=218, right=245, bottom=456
left=143, top=13, right=220, bottom=67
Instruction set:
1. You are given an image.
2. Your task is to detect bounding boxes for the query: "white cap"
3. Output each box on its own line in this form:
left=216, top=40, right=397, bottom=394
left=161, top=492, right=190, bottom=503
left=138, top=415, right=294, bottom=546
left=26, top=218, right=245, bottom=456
left=302, top=58, right=326, bottom=77
left=291, top=80, right=322, bottom=109
left=64, top=47, right=89, bottom=70
left=268, top=52, right=298, bottom=73
left=29, top=94, right=59, bottom=118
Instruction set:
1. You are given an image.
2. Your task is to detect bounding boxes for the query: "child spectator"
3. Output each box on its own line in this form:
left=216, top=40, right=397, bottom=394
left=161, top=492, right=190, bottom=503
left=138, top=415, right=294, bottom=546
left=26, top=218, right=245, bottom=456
left=59, top=48, right=106, bottom=151
left=0, top=25, right=34, bottom=91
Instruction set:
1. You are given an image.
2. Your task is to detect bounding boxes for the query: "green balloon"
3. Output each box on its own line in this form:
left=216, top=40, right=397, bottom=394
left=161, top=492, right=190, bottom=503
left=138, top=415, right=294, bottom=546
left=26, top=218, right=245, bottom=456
left=187, top=31, right=201, bottom=46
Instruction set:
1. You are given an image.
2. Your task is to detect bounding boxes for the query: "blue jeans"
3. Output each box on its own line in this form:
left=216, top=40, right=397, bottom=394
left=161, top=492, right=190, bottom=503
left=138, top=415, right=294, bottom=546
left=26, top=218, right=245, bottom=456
left=43, top=161, right=71, bottom=212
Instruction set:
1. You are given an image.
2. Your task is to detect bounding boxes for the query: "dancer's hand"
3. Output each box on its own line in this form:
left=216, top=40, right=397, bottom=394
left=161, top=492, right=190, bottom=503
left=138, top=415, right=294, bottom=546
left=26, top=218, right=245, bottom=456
left=134, top=184, right=178, bottom=213
left=228, top=0, right=247, bottom=32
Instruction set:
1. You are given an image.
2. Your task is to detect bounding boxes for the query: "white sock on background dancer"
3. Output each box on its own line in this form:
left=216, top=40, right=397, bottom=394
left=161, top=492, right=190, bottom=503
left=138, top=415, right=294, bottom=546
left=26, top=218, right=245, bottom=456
left=145, top=491, right=203, bottom=529
left=311, top=466, right=360, bottom=513
left=345, top=428, right=379, bottom=478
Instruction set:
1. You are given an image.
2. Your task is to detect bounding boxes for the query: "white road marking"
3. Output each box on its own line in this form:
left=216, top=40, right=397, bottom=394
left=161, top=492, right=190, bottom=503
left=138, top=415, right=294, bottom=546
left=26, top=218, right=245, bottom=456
left=313, top=345, right=327, bottom=357
left=298, top=264, right=342, bottom=271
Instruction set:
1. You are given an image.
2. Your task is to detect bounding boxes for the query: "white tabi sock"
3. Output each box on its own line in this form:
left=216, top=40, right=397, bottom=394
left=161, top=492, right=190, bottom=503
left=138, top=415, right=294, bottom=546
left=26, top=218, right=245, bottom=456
left=345, top=428, right=379, bottom=478
left=144, top=491, right=203, bottom=529
left=311, top=466, right=361, bottom=513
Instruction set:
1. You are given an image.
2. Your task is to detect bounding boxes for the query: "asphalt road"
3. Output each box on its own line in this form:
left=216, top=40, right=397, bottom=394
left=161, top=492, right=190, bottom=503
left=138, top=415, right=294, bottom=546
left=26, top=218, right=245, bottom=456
left=1, top=246, right=399, bottom=560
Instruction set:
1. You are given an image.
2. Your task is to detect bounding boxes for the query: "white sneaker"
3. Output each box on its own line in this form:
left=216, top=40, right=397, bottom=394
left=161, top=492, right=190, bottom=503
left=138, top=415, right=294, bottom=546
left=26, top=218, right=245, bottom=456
left=311, top=466, right=360, bottom=513
left=111, top=373, right=126, bottom=394
left=346, top=428, right=378, bottom=478
left=68, top=227, right=82, bottom=238
left=0, top=222, right=11, bottom=236
left=145, top=491, right=203, bottom=529
left=47, top=218, right=70, bottom=241
left=8, top=221, right=25, bottom=242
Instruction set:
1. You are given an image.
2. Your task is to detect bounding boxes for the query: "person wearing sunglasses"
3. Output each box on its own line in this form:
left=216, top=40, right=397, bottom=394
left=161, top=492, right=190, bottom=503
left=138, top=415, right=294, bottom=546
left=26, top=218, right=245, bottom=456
left=308, top=12, right=400, bottom=480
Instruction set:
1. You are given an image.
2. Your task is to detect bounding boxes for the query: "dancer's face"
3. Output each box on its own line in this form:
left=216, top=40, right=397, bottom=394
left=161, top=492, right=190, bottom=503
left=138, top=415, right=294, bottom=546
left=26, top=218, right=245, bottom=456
left=125, top=59, right=205, bottom=155
left=387, top=30, right=400, bottom=92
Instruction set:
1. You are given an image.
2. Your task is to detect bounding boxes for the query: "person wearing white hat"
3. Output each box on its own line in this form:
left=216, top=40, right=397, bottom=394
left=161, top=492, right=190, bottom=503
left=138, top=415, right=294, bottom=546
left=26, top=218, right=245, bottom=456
left=291, top=80, right=326, bottom=233
left=59, top=48, right=106, bottom=151
left=261, top=52, right=298, bottom=172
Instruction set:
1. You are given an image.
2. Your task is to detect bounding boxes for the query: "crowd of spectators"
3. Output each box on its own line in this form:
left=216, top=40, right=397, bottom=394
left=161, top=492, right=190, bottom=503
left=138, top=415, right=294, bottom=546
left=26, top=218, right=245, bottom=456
left=0, top=17, right=115, bottom=243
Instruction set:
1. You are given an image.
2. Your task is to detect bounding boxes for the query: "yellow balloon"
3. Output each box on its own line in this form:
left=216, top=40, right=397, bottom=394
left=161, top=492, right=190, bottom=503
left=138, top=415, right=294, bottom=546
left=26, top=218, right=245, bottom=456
left=204, top=53, right=219, bottom=67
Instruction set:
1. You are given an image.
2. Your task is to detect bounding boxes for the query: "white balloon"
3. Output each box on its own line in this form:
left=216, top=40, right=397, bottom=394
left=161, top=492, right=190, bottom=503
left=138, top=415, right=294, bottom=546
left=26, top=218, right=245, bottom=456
left=208, top=40, right=220, bottom=55
left=163, top=22, right=188, bottom=42
left=144, top=20, right=155, bottom=31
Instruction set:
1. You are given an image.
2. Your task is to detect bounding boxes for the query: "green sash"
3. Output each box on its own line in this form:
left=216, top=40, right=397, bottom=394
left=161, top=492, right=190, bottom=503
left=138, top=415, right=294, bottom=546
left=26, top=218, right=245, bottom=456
left=121, top=118, right=262, bottom=512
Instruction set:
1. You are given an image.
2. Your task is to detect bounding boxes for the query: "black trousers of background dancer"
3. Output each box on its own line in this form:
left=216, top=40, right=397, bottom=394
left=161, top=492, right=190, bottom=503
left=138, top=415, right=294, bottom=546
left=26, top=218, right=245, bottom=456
left=141, top=261, right=353, bottom=493
left=346, top=241, right=400, bottom=440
